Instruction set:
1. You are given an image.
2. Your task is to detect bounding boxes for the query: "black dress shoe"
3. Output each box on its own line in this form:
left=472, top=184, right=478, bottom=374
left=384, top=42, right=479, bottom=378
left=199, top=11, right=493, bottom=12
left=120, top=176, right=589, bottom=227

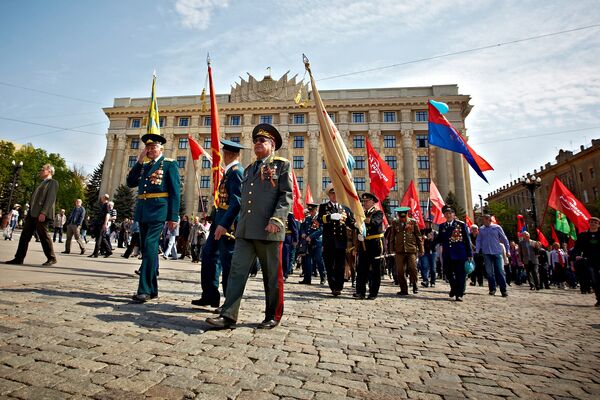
left=206, top=316, right=235, bottom=329
left=353, top=293, right=365, bottom=299
left=258, top=319, right=279, bottom=329
left=4, top=259, right=23, bottom=265
left=412, top=284, right=418, bottom=294
left=88, top=254, right=98, bottom=258
left=455, top=296, right=463, bottom=302
left=132, top=294, right=151, bottom=303
left=367, top=295, right=377, bottom=300
left=61, top=251, right=70, bottom=254
left=80, top=249, right=86, bottom=255
left=191, top=298, right=219, bottom=307
left=298, top=280, right=311, bottom=284
left=103, top=252, right=113, bottom=258
left=42, top=259, right=57, bottom=266
left=449, top=291, right=455, bottom=298
left=397, top=291, right=409, bottom=296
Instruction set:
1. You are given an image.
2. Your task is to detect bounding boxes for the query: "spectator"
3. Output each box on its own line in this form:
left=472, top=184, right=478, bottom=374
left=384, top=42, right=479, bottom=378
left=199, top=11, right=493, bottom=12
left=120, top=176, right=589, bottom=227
left=519, top=232, right=540, bottom=290
left=475, top=215, right=510, bottom=297
left=177, top=215, right=191, bottom=259
left=53, top=209, right=66, bottom=243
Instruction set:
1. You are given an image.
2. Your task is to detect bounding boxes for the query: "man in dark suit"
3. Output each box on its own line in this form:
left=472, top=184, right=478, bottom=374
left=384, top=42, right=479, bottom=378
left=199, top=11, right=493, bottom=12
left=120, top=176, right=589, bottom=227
left=318, top=184, right=355, bottom=296
left=192, top=139, right=245, bottom=308
left=5, top=164, right=59, bottom=266
left=206, top=123, right=292, bottom=329
left=299, top=204, right=325, bottom=285
left=126, top=132, right=180, bottom=303
left=354, top=192, right=384, bottom=300
left=433, top=205, right=472, bottom=301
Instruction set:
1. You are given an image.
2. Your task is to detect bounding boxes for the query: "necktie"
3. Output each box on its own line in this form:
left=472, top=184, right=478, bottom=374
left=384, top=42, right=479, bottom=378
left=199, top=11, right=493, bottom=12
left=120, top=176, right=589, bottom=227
left=254, top=160, right=262, bottom=175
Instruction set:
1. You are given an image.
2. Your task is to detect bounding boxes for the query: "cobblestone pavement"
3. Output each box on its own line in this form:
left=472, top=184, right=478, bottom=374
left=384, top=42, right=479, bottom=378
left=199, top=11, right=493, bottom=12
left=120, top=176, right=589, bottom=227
left=1, top=238, right=600, bottom=399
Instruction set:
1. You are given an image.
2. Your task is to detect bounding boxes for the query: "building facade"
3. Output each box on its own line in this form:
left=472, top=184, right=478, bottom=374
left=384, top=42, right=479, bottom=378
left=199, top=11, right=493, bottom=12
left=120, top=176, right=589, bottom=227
left=100, top=73, right=474, bottom=216
left=486, top=139, right=600, bottom=225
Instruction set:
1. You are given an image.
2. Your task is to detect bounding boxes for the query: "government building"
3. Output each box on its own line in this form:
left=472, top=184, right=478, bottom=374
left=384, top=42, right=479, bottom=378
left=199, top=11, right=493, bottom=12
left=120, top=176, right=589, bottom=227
left=100, top=72, right=475, bottom=216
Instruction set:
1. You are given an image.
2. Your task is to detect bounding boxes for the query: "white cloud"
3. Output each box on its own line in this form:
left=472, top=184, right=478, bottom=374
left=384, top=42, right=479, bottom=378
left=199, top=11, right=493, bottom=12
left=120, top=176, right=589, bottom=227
left=174, top=0, right=229, bottom=30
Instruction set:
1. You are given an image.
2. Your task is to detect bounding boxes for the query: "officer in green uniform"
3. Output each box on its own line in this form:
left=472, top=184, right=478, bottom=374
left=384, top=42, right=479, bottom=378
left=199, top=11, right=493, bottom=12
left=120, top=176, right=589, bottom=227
left=389, top=206, right=423, bottom=296
left=126, top=132, right=180, bottom=303
left=206, top=123, right=292, bottom=329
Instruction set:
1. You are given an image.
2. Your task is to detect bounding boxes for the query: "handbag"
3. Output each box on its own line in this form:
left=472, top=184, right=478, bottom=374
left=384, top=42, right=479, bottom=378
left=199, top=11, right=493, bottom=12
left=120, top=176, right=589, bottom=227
left=464, top=260, right=475, bottom=275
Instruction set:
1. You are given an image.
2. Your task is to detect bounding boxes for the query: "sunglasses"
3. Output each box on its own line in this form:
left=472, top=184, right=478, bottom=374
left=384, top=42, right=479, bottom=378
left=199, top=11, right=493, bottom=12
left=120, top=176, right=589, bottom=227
left=253, top=137, right=269, bottom=144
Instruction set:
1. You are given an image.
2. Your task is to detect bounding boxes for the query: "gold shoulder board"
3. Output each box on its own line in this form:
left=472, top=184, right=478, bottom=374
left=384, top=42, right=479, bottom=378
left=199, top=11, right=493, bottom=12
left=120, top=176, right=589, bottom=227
left=273, top=156, right=289, bottom=162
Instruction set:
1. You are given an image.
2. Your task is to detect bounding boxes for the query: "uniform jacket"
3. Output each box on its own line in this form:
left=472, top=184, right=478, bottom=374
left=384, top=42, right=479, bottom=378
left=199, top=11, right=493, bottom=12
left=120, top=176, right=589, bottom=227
left=317, top=201, right=355, bottom=249
left=389, top=217, right=423, bottom=254
left=126, top=155, right=180, bottom=223
left=285, top=213, right=299, bottom=243
left=214, top=161, right=244, bottom=232
left=300, top=214, right=322, bottom=243
left=364, top=207, right=384, bottom=238
left=29, top=178, right=59, bottom=220
left=234, top=155, right=293, bottom=241
left=434, top=219, right=472, bottom=261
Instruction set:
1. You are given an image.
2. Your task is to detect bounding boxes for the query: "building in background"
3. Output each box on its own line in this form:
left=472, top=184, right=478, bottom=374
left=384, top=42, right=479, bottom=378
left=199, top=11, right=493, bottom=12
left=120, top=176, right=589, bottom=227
left=486, top=139, right=600, bottom=226
left=101, top=72, right=474, bottom=216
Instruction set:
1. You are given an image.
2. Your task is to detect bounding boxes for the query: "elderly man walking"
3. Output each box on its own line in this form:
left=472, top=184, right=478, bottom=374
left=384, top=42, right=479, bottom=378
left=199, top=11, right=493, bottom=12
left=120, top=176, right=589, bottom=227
left=62, top=199, right=86, bottom=255
left=476, top=215, right=510, bottom=297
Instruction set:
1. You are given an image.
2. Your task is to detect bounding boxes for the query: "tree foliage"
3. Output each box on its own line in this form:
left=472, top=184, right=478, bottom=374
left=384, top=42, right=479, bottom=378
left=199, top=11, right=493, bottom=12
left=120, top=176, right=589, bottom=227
left=84, top=160, right=104, bottom=220
left=487, top=201, right=520, bottom=241
left=113, top=184, right=136, bottom=220
left=444, top=191, right=466, bottom=220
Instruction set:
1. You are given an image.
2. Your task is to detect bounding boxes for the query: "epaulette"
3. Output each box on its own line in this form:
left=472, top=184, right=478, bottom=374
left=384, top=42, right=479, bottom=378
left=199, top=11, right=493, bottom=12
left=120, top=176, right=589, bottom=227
left=273, top=156, right=289, bottom=162
left=232, top=165, right=239, bottom=171
left=163, top=158, right=174, bottom=162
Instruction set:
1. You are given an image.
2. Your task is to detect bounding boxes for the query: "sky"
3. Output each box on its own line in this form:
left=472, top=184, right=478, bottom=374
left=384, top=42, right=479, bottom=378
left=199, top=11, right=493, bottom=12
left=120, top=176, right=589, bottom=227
left=1, top=0, right=599, bottom=206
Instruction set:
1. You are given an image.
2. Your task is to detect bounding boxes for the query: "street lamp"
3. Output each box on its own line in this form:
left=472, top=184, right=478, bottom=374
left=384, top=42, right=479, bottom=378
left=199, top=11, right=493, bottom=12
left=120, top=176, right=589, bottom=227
left=7, top=160, right=23, bottom=213
left=520, top=175, right=542, bottom=230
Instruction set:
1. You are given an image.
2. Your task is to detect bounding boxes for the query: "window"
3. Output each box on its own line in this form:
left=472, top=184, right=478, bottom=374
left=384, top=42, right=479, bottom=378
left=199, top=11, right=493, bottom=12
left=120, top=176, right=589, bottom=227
left=579, top=171, right=584, bottom=182
left=130, top=118, right=141, bottom=128
left=354, top=177, right=366, bottom=191
left=293, top=136, right=304, bottom=148
left=383, top=135, right=396, bottom=148
left=590, top=168, right=596, bottom=179
left=293, top=114, right=305, bottom=124
left=128, top=156, right=137, bottom=168
left=230, top=136, right=240, bottom=143
left=177, top=156, right=186, bottom=169
left=391, top=178, right=398, bottom=192
left=204, top=138, right=211, bottom=148
left=230, top=115, right=241, bottom=126
left=322, top=159, right=327, bottom=169
left=353, top=135, right=365, bottom=148
left=415, top=111, right=428, bottom=122
left=418, top=178, right=430, bottom=192
left=201, top=157, right=211, bottom=169
left=420, top=200, right=429, bottom=216
left=593, top=187, right=599, bottom=200
left=417, top=155, right=429, bottom=169
left=583, top=190, right=589, bottom=203
left=293, top=156, right=304, bottom=169
left=385, top=156, right=397, bottom=169
left=296, top=176, right=304, bottom=190
left=328, top=112, right=336, bottom=122
left=389, top=200, right=399, bottom=208
left=130, top=138, right=140, bottom=149
left=322, top=177, right=331, bottom=189
left=200, top=176, right=210, bottom=188
left=259, top=115, right=273, bottom=124
left=159, top=117, right=166, bottom=127
left=354, top=156, right=365, bottom=170
left=178, top=138, right=188, bottom=149
left=416, top=134, right=428, bottom=148
left=383, top=112, right=396, bottom=122
left=178, top=117, right=190, bottom=127
left=352, top=112, right=365, bottom=123
left=204, top=116, right=211, bottom=126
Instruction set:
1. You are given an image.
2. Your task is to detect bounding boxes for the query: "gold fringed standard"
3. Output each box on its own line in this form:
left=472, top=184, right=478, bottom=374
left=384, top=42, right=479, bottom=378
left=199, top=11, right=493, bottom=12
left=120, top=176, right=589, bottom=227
left=200, top=88, right=207, bottom=112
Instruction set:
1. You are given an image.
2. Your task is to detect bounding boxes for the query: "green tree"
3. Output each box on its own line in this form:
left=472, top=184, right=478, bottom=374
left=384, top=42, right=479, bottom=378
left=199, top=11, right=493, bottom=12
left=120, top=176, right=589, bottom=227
left=487, top=201, right=520, bottom=241
left=112, top=184, right=136, bottom=220
left=444, top=191, right=466, bottom=220
left=85, top=160, right=104, bottom=219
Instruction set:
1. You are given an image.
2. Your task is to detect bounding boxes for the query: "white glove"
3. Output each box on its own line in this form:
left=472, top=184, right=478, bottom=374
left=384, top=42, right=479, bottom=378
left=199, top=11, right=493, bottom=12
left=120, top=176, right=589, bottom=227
left=358, top=234, right=364, bottom=242
left=330, top=213, right=342, bottom=221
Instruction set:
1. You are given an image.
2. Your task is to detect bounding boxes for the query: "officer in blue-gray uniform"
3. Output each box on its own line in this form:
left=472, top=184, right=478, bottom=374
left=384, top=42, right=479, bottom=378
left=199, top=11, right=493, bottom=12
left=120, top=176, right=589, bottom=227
left=126, top=131, right=180, bottom=303
left=283, top=212, right=299, bottom=280
left=206, top=123, right=292, bottom=329
left=192, top=140, right=245, bottom=308
left=299, top=204, right=326, bottom=285
left=433, top=204, right=473, bottom=302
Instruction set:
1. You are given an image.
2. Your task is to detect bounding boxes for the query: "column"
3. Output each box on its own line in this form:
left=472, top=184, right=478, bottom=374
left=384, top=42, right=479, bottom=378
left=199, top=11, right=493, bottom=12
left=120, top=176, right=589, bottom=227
left=436, top=147, right=449, bottom=198
left=279, top=131, right=290, bottom=160
left=307, top=131, right=319, bottom=196
left=99, top=134, right=116, bottom=198
left=453, top=152, right=468, bottom=211
left=241, top=114, right=254, bottom=166
left=401, top=129, right=415, bottom=190
left=110, top=134, right=127, bottom=194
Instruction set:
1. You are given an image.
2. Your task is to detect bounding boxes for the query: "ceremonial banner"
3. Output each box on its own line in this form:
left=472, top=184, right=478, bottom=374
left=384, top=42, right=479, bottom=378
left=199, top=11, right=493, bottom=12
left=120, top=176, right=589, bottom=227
left=188, top=135, right=204, bottom=161
left=291, top=171, right=305, bottom=221
left=547, top=177, right=591, bottom=232
left=304, top=57, right=365, bottom=231
left=465, top=215, right=473, bottom=228
left=366, top=138, right=395, bottom=202
left=536, top=228, right=549, bottom=248
left=400, top=180, right=425, bottom=229
left=207, top=59, right=223, bottom=206
left=146, top=73, right=160, bottom=135
left=305, top=183, right=314, bottom=205
left=555, top=210, right=571, bottom=234
left=429, top=181, right=446, bottom=224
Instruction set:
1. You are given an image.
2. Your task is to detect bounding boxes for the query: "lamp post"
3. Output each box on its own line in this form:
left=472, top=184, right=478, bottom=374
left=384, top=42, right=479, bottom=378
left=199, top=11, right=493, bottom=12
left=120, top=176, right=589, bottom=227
left=520, top=175, right=542, bottom=230
left=478, top=194, right=483, bottom=215
left=7, top=160, right=23, bottom=213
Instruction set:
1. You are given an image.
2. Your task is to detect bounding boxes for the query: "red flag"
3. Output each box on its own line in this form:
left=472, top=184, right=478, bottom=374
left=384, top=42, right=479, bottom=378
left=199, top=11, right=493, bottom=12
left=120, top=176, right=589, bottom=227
left=551, top=225, right=560, bottom=244
left=366, top=138, right=395, bottom=202
left=516, top=214, right=526, bottom=238
left=536, top=228, right=549, bottom=248
left=400, top=180, right=425, bottom=229
left=547, top=177, right=591, bottom=232
left=291, top=171, right=305, bottom=221
left=188, top=135, right=203, bottom=161
left=429, top=181, right=445, bottom=224
left=305, top=183, right=314, bottom=205
left=208, top=60, right=223, bottom=207
left=465, top=215, right=473, bottom=228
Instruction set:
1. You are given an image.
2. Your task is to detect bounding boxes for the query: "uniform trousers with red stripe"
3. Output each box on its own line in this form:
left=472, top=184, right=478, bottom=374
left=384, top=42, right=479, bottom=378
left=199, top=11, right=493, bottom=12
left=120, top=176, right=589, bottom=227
left=220, top=238, right=284, bottom=323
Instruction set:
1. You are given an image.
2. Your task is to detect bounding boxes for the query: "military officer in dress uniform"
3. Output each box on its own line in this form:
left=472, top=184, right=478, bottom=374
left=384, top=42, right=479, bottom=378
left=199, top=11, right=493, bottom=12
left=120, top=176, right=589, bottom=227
left=283, top=212, right=299, bottom=281
left=318, top=184, right=355, bottom=296
left=433, top=204, right=472, bottom=302
left=192, top=139, right=245, bottom=308
left=354, top=192, right=384, bottom=300
left=389, top=206, right=423, bottom=296
left=299, top=203, right=326, bottom=285
left=126, top=132, right=180, bottom=303
left=206, top=123, right=292, bottom=329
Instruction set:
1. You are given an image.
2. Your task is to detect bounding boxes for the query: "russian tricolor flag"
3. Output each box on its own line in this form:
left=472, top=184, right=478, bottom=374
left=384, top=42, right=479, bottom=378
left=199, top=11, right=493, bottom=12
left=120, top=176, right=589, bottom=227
left=428, top=100, right=493, bottom=183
